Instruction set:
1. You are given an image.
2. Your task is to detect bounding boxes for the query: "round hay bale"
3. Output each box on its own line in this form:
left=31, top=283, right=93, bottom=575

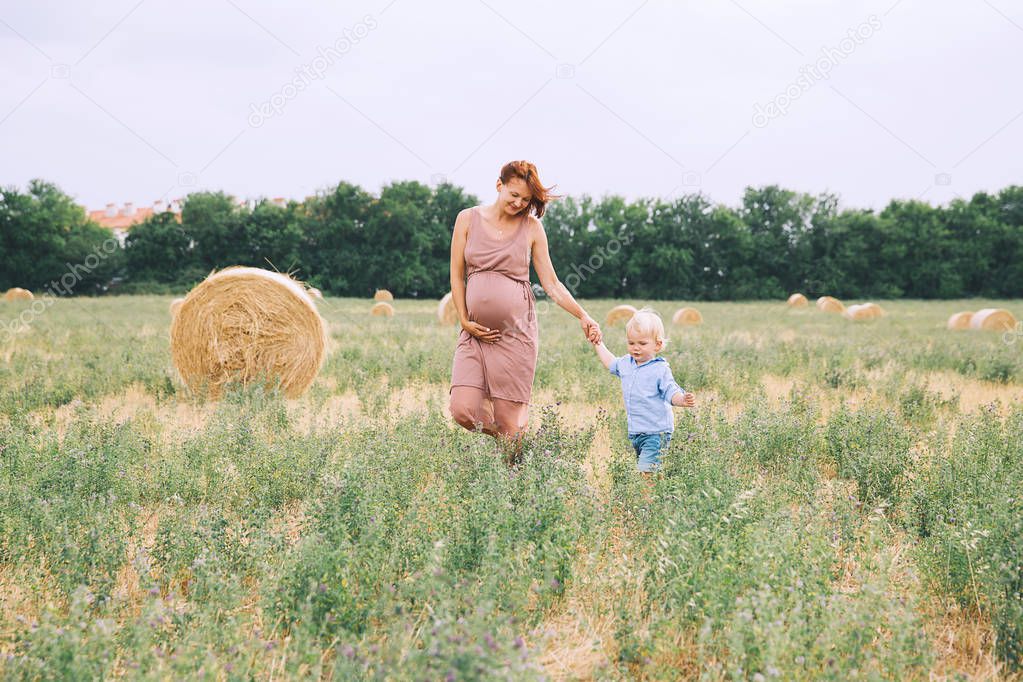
left=843, top=303, right=883, bottom=321
left=787, top=293, right=808, bottom=308
left=816, top=296, right=845, bottom=313
left=947, top=311, right=974, bottom=331
left=606, top=304, right=637, bottom=326
left=969, top=308, right=1017, bottom=332
left=861, top=302, right=884, bottom=317
left=169, top=267, right=327, bottom=399
left=672, top=307, right=703, bottom=326
left=169, top=297, right=185, bottom=316
left=843, top=302, right=884, bottom=321
left=4, top=287, right=34, bottom=301
left=373, top=289, right=393, bottom=302
left=438, top=292, right=459, bottom=326
left=371, top=301, right=394, bottom=317
left=307, top=287, right=323, bottom=300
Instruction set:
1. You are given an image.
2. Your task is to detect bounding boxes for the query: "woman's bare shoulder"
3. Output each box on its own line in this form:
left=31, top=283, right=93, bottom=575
left=453, top=207, right=476, bottom=234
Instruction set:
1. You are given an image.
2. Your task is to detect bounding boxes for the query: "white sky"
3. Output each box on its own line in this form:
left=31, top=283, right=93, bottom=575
left=2, top=0, right=1021, bottom=213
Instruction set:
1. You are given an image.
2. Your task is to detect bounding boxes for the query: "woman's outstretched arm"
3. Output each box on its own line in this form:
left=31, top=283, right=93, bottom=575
left=530, top=217, right=602, bottom=344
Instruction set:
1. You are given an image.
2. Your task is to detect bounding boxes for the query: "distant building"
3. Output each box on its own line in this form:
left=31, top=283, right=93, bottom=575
left=87, top=200, right=182, bottom=244
left=86, top=196, right=288, bottom=243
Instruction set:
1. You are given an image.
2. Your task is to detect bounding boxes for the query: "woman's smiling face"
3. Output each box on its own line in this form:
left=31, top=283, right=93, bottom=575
left=496, top=177, right=532, bottom=216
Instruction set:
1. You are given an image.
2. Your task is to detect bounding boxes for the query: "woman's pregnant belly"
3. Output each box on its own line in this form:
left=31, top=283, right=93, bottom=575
left=465, top=272, right=529, bottom=332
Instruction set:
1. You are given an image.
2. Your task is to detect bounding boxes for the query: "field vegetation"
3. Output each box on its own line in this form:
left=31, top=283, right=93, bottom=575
left=1, top=297, right=1021, bottom=680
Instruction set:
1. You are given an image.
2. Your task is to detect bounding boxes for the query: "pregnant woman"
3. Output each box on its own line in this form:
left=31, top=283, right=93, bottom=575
left=449, top=160, right=602, bottom=461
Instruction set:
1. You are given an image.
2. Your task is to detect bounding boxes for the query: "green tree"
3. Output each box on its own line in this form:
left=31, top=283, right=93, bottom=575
left=300, top=182, right=374, bottom=294
left=238, top=200, right=304, bottom=274
left=539, top=195, right=591, bottom=295
left=879, top=199, right=960, bottom=298
left=624, top=197, right=693, bottom=299
left=123, top=211, right=202, bottom=285
left=360, top=181, right=435, bottom=297
left=671, top=194, right=756, bottom=300
left=422, top=183, right=480, bottom=297
left=739, top=185, right=815, bottom=298
left=181, top=191, right=242, bottom=271
left=0, top=179, right=120, bottom=294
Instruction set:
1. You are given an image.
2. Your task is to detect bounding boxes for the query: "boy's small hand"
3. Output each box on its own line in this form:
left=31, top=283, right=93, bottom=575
left=680, top=392, right=695, bottom=408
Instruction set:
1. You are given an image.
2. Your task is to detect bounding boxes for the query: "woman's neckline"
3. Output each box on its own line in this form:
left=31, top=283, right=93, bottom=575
left=476, top=206, right=526, bottom=241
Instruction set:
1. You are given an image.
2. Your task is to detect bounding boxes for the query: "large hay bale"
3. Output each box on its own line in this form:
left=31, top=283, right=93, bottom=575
left=672, top=307, right=703, bottom=325
left=307, top=287, right=323, bottom=300
left=606, top=304, right=637, bottom=326
left=816, top=296, right=845, bottom=313
left=169, top=297, right=185, bottom=316
left=969, top=308, right=1017, bottom=332
left=947, top=311, right=973, bottom=330
left=862, top=302, right=884, bottom=317
left=843, top=302, right=884, bottom=321
left=4, top=288, right=34, bottom=301
left=373, top=289, right=393, bottom=302
left=371, top=301, right=394, bottom=317
left=169, top=267, right=327, bottom=399
left=787, top=293, right=808, bottom=308
left=438, top=292, right=459, bottom=326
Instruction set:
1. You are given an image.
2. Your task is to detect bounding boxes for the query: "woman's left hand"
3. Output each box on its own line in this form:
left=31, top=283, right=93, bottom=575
left=580, top=314, right=602, bottom=345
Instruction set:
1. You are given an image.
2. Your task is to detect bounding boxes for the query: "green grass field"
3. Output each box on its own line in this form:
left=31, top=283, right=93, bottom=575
left=1, top=296, right=1022, bottom=680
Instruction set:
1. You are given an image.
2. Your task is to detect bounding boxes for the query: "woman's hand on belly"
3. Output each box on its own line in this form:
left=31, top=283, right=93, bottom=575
left=462, top=315, right=502, bottom=343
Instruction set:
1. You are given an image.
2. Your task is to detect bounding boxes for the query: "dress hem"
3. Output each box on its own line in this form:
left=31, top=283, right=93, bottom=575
left=449, top=382, right=531, bottom=404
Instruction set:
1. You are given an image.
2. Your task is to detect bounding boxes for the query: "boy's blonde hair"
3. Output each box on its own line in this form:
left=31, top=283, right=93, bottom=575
left=626, top=308, right=668, bottom=347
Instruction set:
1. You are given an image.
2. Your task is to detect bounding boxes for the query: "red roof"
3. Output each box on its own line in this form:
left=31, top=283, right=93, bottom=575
left=86, top=203, right=182, bottom=230
left=89, top=207, right=154, bottom=229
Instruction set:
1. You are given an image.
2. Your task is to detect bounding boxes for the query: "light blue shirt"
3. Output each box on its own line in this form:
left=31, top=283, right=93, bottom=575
left=609, top=355, right=684, bottom=434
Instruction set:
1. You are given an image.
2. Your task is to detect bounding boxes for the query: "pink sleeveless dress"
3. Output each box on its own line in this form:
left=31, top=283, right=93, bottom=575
left=450, top=206, right=538, bottom=403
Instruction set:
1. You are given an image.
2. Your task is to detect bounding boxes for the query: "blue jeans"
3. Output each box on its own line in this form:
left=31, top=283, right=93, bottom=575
left=629, top=432, right=672, bottom=472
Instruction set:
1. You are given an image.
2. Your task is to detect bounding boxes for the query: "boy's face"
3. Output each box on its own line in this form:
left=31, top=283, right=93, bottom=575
left=626, top=330, right=663, bottom=363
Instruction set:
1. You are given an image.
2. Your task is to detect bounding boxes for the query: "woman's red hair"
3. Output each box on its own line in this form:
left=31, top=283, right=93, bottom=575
left=499, top=160, right=558, bottom=219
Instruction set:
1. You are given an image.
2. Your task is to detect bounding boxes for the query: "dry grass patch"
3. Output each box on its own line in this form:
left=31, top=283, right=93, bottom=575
left=923, top=371, right=1023, bottom=414
left=927, top=602, right=1015, bottom=681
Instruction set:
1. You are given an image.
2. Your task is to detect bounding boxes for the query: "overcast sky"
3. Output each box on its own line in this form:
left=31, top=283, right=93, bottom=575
left=2, top=0, right=1021, bottom=213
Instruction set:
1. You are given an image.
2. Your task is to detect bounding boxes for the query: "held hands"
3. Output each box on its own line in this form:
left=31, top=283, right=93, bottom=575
left=580, top=314, right=602, bottom=345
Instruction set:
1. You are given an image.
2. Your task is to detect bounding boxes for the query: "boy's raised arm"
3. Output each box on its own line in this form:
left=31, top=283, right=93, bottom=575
left=593, top=341, right=616, bottom=370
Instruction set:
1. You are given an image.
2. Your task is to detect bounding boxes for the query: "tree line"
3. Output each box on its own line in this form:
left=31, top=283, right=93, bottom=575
left=2, top=178, right=1021, bottom=300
